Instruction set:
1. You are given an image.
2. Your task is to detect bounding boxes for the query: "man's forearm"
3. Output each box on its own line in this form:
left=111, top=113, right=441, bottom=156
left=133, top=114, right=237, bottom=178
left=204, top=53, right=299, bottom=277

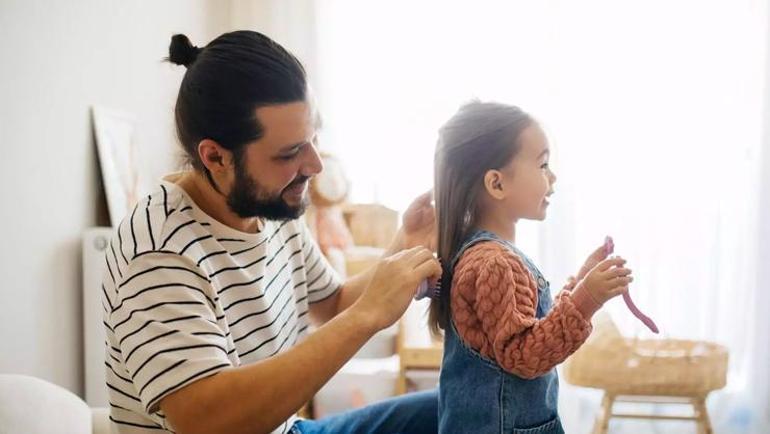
left=161, top=308, right=378, bottom=434
left=332, top=268, right=370, bottom=315
left=310, top=228, right=408, bottom=322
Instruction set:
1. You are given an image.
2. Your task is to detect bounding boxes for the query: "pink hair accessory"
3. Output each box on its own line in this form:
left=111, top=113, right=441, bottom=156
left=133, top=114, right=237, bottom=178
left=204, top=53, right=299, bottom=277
left=605, top=236, right=659, bottom=334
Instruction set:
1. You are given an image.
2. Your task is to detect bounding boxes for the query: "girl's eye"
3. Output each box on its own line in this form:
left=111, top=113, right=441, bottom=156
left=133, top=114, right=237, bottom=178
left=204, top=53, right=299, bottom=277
left=540, top=162, right=550, bottom=169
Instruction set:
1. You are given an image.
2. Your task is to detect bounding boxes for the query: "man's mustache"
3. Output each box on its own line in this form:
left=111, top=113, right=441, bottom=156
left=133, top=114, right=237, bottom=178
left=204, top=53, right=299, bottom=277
left=285, top=175, right=309, bottom=190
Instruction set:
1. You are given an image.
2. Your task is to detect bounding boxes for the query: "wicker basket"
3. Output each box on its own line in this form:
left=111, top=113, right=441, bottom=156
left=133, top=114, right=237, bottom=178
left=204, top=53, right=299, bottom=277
left=563, top=313, right=728, bottom=397
left=341, top=203, right=399, bottom=249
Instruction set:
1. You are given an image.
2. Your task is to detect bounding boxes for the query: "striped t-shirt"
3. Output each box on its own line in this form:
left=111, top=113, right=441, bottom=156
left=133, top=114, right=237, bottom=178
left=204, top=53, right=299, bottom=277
left=101, top=176, right=341, bottom=433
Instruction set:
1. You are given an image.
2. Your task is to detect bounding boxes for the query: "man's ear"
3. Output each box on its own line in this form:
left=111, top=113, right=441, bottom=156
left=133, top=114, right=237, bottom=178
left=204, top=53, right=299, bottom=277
left=197, top=139, right=233, bottom=174
left=483, top=169, right=506, bottom=200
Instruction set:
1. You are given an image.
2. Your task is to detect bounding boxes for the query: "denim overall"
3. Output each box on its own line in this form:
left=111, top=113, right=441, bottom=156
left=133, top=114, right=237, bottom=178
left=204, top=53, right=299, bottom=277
left=438, top=230, right=564, bottom=434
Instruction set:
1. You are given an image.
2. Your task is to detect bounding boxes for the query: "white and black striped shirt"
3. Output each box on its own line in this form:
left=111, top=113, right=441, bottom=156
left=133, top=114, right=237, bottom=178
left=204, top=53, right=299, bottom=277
left=101, top=175, right=341, bottom=433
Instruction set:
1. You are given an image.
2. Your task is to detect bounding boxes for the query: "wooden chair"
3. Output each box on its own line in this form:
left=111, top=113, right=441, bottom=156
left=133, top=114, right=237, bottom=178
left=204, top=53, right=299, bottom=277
left=395, top=302, right=443, bottom=394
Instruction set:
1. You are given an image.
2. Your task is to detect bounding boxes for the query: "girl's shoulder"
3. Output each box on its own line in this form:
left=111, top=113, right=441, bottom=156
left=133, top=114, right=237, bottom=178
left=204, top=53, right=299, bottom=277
left=451, top=241, right=539, bottom=302
left=455, top=241, right=529, bottom=276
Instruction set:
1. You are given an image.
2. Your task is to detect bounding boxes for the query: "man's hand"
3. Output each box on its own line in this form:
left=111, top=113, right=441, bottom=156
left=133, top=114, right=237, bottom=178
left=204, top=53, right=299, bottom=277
left=401, top=190, right=436, bottom=251
left=351, top=246, right=441, bottom=331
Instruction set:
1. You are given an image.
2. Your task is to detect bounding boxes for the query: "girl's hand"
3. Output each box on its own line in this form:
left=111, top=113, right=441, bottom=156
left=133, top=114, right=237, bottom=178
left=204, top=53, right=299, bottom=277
left=575, top=257, right=633, bottom=305
left=575, top=237, right=613, bottom=281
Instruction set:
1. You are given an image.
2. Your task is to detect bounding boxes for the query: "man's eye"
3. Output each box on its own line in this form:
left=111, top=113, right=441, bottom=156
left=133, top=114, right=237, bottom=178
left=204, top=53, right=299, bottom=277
left=277, top=146, right=304, bottom=161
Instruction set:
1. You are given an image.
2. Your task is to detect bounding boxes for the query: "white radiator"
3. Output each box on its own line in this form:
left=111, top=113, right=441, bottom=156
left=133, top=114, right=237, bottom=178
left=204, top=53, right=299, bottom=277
left=82, top=227, right=113, bottom=407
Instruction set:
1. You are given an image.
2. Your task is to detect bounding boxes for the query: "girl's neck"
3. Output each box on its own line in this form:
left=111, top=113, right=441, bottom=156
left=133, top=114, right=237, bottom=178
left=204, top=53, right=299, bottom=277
left=475, top=212, right=517, bottom=244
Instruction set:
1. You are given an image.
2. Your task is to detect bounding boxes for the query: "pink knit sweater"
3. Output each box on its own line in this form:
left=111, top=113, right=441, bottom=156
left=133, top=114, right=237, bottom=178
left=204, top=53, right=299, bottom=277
left=451, top=242, right=602, bottom=379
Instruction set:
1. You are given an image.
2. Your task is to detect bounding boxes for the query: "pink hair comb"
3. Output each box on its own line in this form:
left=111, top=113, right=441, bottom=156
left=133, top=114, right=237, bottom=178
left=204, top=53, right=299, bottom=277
left=415, top=278, right=441, bottom=300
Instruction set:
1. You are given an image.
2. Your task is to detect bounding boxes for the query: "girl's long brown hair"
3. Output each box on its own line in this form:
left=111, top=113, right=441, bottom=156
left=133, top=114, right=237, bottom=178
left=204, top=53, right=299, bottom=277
left=428, top=101, right=533, bottom=337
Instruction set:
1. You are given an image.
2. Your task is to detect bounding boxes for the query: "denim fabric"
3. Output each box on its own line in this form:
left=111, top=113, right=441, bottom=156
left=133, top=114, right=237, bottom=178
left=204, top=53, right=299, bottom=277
left=290, top=389, right=438, bottom=434
left=438, top=230, right=564, bottom=434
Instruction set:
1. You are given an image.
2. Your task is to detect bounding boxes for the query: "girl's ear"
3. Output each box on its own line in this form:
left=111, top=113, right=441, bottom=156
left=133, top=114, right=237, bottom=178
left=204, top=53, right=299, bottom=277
left=483, top=169, right=506, bottom=200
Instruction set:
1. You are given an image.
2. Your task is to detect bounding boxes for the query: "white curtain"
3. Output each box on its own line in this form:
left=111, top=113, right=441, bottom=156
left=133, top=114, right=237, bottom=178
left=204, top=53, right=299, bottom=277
left=311, top=1, right=769, bottom=432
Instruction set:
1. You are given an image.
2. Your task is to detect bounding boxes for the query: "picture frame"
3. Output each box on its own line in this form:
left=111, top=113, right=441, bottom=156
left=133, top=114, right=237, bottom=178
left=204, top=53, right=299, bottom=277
left=91, top=105, right=140, bottom=227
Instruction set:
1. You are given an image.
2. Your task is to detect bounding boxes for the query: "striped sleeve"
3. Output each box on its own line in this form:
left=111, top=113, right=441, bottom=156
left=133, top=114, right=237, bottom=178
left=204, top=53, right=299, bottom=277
left=300, top=222, right=342, bottom=303
left=110, top=252, right=232, bottom=414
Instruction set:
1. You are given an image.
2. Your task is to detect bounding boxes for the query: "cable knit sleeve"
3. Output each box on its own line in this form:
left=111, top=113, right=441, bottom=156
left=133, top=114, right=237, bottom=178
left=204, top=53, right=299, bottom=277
left=451, top=242, right=602, bottom=379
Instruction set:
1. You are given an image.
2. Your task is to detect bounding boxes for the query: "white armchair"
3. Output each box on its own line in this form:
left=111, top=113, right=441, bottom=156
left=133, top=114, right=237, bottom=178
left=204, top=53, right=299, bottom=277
left=0, top=374, right=109, bottom=434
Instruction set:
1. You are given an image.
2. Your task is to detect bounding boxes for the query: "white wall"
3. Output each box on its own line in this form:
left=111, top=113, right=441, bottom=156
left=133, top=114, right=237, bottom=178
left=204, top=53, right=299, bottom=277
left=0, top=0, right=231, bottom=395
left=229, top=0, right=323, bottom=108
left=753, top=8, right=770, bottom=423
left=229, top=1, right=318, bottom=75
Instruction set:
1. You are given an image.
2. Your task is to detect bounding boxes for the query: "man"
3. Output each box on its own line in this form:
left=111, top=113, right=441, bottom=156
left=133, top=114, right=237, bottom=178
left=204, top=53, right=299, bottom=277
left=102, top=31, right=440, bottom=434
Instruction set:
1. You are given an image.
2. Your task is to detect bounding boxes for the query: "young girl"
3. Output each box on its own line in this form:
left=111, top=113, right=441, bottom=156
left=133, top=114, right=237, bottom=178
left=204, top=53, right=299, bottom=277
left=430, top=101, right=633, bottom=434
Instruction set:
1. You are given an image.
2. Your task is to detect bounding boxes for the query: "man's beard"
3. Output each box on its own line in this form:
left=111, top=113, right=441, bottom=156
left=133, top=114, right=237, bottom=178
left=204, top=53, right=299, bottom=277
left=226, top=163, right=309, bottom=221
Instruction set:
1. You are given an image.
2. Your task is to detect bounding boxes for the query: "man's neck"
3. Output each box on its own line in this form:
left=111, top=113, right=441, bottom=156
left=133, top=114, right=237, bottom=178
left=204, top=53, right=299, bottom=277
left=175, top=171, right=263, bottom=234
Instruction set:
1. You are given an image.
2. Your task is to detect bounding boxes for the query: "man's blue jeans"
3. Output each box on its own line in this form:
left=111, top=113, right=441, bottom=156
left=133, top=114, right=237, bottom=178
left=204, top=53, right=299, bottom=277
left=290, top=389, right=438, bottom=434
